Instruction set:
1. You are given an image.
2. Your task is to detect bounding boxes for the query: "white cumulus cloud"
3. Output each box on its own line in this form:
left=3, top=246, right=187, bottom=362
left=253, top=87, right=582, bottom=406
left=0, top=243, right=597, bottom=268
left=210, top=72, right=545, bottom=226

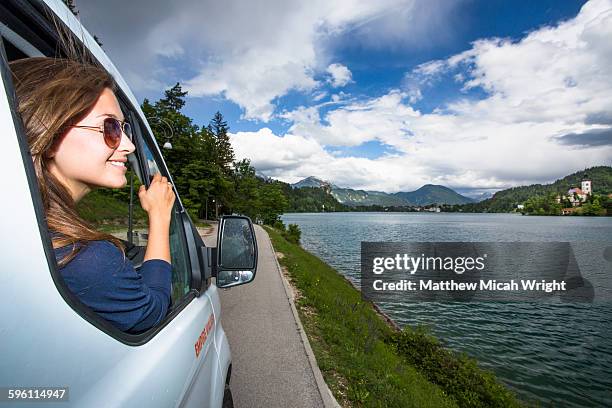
left=233, top=0, right=612, bottom=192
left=77, top=0, right=461, bottom=121
left=326, top=63, right=353, bottom=87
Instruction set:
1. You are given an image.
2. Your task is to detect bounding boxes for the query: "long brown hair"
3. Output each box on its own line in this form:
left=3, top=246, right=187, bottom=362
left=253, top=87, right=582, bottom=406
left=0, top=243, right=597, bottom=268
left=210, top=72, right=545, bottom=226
left=10, top=57, right=126, bottom=267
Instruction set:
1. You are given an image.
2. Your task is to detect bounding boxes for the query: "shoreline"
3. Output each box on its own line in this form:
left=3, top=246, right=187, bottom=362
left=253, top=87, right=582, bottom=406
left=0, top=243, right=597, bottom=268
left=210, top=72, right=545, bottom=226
left=282, top=210, right=608, bottom=216
left=265, top=225, right=522, bottom=407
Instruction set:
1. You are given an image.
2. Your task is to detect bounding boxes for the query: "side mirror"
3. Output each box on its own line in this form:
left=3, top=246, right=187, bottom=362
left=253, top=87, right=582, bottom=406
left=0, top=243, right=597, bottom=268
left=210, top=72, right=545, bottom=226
left=216, top=215, right=257, bottom=288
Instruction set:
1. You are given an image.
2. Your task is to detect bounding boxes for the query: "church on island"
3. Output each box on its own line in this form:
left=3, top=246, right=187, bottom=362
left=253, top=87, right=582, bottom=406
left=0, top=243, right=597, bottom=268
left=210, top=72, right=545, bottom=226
left=555, top=176, right=592, bottom=215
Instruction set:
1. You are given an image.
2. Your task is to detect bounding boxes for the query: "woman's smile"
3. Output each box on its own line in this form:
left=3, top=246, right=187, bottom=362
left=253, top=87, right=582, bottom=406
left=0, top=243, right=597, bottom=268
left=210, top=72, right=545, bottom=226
left=107, top=160, right=127, bottom=171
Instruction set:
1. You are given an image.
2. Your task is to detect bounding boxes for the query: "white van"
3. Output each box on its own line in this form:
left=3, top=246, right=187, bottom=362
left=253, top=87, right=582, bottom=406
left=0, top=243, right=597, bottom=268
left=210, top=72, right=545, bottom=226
left=0, top=0, right=257, bottom=407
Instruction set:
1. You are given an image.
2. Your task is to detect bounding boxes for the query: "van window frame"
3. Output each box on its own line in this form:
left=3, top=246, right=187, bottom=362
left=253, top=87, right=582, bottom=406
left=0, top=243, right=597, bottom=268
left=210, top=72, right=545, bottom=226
left=126, top=110, right=201, bottom=309
left=0, top=2, right=202, bottom=345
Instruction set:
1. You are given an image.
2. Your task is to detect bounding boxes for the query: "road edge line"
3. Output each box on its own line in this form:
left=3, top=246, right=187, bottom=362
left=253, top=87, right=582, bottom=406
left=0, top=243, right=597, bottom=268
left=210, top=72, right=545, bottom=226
left=261, top=226, right=341, bottom=408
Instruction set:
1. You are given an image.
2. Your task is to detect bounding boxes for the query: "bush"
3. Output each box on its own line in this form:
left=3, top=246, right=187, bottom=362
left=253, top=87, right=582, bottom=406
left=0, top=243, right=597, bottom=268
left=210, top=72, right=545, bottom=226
left=386, top=326, right=521, bottom=407
left=272, top=219, right=286, bottom=231
left=283, top=223, right=301, bottom=245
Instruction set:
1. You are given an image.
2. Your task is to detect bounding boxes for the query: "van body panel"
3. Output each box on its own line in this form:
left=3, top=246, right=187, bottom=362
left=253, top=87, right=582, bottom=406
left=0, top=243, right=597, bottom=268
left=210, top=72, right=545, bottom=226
left=76, top=299, right=218, bottom=408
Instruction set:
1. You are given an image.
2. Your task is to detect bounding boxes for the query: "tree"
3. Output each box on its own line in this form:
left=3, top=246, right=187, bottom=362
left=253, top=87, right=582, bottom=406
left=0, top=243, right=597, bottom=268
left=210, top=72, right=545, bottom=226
left=258, top=182, right=288, bottom=225
left=208, top=112, right=234, bottom=173
left=231, top=159, right=260, bottom=219
left=161, top=83, right=188, bottom=112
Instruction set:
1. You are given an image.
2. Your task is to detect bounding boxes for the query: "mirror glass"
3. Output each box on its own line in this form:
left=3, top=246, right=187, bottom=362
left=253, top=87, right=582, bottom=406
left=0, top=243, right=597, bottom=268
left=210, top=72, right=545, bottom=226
left=217, top=270, right=254, bottom=287
left=219, top=218, right=256, bottom=270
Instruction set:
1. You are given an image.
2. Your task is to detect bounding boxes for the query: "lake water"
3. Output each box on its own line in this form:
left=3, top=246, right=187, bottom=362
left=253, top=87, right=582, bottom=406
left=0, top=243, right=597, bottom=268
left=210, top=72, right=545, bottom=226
left=281, top=212, right=612, bottom=407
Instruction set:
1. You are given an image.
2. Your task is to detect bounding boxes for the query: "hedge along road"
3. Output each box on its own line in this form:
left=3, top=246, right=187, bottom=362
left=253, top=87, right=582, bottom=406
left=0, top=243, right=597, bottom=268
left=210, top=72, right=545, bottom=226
left=200, top=223, right=327, bottom=408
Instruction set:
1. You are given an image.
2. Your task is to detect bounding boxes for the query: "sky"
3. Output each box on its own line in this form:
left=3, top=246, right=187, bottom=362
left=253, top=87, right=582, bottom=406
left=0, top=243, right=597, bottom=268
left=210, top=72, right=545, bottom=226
left=75, top=0, right=612, bottom=197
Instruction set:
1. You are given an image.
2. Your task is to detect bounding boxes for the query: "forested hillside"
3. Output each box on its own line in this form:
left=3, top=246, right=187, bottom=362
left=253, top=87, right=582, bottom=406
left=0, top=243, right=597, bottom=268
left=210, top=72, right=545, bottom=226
left=456, top=166, right=612, bottom=213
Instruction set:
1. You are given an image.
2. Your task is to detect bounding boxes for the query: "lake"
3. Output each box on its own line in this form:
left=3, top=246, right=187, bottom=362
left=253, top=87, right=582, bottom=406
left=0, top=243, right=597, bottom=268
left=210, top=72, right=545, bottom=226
left=281, top=212, right=612, bottom=407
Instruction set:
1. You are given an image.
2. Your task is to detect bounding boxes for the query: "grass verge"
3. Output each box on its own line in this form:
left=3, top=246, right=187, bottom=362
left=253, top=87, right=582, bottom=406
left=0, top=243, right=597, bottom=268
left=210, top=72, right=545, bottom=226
left=266, top=226, right=522, bottom=408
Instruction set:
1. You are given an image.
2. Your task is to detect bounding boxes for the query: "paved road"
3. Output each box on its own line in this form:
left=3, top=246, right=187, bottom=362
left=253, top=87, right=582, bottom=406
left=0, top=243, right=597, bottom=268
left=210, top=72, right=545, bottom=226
left=201, top=224, right=324, bottom=408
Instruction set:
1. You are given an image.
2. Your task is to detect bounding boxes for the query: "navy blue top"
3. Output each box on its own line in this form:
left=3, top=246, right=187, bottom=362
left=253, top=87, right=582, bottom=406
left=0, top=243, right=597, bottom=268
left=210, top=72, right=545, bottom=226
left=54, top=240, right=172, bottom=334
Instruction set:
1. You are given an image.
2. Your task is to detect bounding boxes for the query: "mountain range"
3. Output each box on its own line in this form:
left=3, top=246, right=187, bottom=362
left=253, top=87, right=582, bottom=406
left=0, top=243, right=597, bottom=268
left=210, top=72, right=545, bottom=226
left=290, top=177, right=475, bottom=206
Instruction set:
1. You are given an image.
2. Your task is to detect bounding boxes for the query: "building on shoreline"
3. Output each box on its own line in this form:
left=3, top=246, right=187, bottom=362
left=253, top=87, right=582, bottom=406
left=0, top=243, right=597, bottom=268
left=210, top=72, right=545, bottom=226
left=556, top=175, right=592, bottom=208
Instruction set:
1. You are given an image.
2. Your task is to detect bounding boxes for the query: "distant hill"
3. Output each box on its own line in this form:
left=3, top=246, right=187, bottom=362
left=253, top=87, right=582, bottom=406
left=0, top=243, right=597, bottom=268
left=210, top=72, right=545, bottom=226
left=458, top=166, right=612, bottom=213
left=291, top=176, right=336, bottom=189
left=255, top=171, right=273, bottom=182
left=331, top=188, right=411, bottom=207
left=455, top=190, right=495, bottom=202
left=291, top=177, right=474, bottom=207
left=393, top=184, right=474, bottom=205
left=279, top=182, right=348, bottom=212
left=474, top=192, right=494, bottom=202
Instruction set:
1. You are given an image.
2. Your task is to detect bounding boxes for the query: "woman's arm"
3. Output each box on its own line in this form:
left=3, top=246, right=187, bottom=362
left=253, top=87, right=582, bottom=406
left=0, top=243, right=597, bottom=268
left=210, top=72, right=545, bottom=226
left=56, top=241, right=172, bottom=333
left=138, top=172, right=176, bottom=263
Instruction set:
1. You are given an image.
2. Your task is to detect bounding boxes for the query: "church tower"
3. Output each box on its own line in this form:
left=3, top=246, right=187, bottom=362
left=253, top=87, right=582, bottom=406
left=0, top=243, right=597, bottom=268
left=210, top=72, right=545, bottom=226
left=581, top=175, right=592, bottom=196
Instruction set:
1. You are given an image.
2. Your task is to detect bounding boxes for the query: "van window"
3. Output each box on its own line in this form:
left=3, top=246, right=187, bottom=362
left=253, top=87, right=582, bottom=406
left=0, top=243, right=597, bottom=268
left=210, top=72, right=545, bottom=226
left=133, top=130, right=193, bottom=304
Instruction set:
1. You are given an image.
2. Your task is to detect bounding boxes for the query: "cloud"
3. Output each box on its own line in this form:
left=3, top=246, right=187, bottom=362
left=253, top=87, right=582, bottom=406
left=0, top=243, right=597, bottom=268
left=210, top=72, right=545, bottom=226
left=286, top=91, right=419, bottom=148
left=326, top=63, right=353, bottom=87
left=429, top=0, right=612, bottom=125
left=77, top=0, right=612, bottom=192
left=230, top=128, right=428, bottom=190
left=336, top=0, right=464, bottom=50
left=554, top=128, right=612, bottom=147
left=401, top=59, right=448, bottom=102
left=585, top=111, right=612, bottom=125
left=238, top=1, right=612, bottom=191
left=230, top=128, right=330, bottom=174
left=76, top=0, right=461, bottom=121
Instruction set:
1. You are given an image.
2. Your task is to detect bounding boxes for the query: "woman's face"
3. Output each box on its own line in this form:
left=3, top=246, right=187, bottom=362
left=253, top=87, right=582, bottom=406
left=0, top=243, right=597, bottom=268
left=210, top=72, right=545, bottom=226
left=47, top=88, right=136, bottom=202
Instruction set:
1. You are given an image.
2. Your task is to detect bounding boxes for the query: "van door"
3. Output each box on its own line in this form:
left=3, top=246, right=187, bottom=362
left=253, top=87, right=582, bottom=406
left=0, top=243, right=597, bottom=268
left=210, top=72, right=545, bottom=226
left=0, top=5, right=222, bottom=407
left=116, top=119, right=223, bottom=408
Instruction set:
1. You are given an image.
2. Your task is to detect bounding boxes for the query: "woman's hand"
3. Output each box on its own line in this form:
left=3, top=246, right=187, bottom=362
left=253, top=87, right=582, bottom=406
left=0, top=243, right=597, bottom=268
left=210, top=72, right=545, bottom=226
left=140, top=172, right=175, bottom=263
left=138, top=172, right=175, bottom=222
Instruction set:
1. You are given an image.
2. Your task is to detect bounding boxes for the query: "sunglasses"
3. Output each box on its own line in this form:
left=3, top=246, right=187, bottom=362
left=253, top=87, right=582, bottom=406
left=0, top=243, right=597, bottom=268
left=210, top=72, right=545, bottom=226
left=72, top=117, right=133, bottom=149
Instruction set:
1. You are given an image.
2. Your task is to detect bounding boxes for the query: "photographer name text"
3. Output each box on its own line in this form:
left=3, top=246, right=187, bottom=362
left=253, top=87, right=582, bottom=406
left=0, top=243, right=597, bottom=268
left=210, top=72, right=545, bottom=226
left=372, top=279, right=566, bottom=292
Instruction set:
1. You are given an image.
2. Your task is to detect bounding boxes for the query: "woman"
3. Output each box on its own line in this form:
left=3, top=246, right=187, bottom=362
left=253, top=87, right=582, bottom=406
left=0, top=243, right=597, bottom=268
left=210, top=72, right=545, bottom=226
left=10, top=57, right=175, bottom=334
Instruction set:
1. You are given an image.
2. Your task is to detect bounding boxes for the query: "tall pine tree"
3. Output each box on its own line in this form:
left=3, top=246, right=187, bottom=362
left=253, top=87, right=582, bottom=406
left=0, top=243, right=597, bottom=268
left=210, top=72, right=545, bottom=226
left=208, top=111, right=234, bottom=173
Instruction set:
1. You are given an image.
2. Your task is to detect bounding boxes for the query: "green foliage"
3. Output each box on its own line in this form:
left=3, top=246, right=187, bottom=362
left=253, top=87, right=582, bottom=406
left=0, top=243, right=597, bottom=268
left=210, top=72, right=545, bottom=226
left=76, top=188, right=146, bottom=228
left=259, top=181, right=289, bottom=224
left=272, top=219, right=286, bottom=231
left=208, top=111, right=234, bottom=173
left=578, top=194, right=607, bottom=215
left=455, top=166, right=612, bottom=213
left=141, top=85, right=219, bottom=219
left=227, top=158, right=288, bottom=224
left=271, top=218, right=301, bottom=245
left=283, top=223, right=301, bottom=244
left=387, top=327, right=521, bottom=408
left=280, top=185, right=350, bottom=212
left=141, top=86, right=264, bottom=221
left=522, top=193, right=562, bottom=215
